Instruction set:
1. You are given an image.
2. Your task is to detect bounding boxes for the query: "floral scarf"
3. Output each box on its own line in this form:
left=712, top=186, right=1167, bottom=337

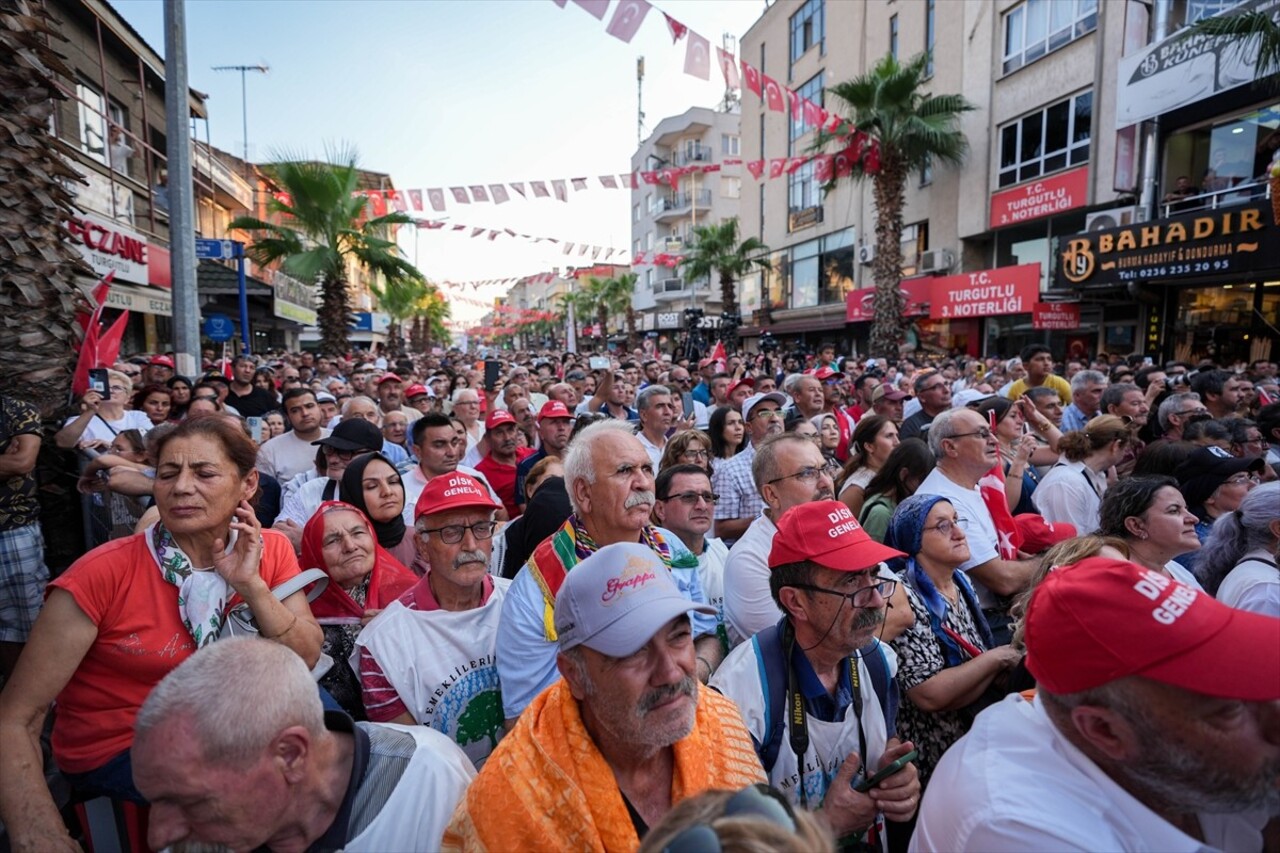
left=145, top=521, right=233, bottom=648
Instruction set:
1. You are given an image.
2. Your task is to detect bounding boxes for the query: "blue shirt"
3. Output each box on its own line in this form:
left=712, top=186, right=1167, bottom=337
left=793, top=642, right=856, bottom=724
left=513, top=448, right=548, bottom=507
left=1060, top=403, right=1093, bottom=433
left=692, top=382, right=711, bottom=405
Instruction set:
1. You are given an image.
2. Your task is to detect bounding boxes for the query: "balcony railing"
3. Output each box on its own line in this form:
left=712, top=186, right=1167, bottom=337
left=674, top=146, right=711, bottom=166
left=1159, top=178, right=1270, bottom=219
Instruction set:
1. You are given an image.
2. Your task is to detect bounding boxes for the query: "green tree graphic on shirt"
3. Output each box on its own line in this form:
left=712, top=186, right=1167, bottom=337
left=456, top=690, right=503, bottom=751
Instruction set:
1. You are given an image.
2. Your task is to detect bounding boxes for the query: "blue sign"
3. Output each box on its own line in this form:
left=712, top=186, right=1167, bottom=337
left=203, top=314, right=235, bottom=342
left=195, top=238, right=235, bottom=260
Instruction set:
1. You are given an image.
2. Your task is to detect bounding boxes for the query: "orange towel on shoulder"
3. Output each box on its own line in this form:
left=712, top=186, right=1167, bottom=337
left=443, top=680, right=765, bottom=852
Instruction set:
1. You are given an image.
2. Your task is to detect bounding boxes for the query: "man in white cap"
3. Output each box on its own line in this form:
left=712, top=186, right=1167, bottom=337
left=711, top=390, right=787, bottom=545
left=357, top=473, right=509, bottom=769
left=445, top=542, right=765, bottom=851
left=912, top=557, right=1280, bottom=851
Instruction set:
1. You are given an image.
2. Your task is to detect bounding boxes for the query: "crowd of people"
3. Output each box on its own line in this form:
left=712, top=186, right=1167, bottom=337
left=0, top=340, right=1277, bottom=852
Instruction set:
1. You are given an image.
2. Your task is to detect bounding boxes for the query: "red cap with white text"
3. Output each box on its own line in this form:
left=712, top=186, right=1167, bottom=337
left=484, top=409, right=516, bottom=430
left=537, top=400, right=573, bottom=422
left=769, top=500, right=905, bottom=572
left=413, top=472, right=499, bottom=520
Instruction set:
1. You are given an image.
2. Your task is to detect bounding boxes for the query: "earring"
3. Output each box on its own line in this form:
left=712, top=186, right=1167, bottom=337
left=1138, top=532, right=1148, bottom=540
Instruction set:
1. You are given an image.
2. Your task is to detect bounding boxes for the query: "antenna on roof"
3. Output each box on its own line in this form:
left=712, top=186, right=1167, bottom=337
left=637, top=56, right=645, bottom=144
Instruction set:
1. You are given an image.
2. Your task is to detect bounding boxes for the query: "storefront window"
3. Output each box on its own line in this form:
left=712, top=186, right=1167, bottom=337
left=791, top=239, right=820, bottom=308
left=1161, top=102, right=1279, bottom=209
left=1174, top=283, right=1277, bottom=366
left=819, top=227, right=855, bottom=305
left=766, top=250, right=788, bottom=310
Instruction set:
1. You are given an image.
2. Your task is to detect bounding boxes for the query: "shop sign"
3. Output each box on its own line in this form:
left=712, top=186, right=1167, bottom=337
left=103, top=283, right=172, bottom=316
left=657, top=312, right=681, bottom=328
left=65, top=211, right=148, bottom=284
left=1032, top=302, right=1081, bottom=330
left=1115, top=0, right=1280, bottom=128
left=351, top=312, right=391, bottom=333
left=270, top=270, right=317, bottom=326
left=846, top=278, right=931, bottom=322
left=1055, top=201, right=1275, bottom=288
left=928, top=264, right=1041, bottom=320
left=989, top=167, right=1089, bottom=230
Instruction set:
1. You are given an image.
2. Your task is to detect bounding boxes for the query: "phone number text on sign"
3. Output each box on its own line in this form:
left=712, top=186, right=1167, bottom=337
left=1114, top=258, right=1232, bottom=281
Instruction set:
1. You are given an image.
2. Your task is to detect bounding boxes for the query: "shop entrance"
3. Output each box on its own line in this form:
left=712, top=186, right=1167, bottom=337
left=1171, top=282, right=1279, bottom=366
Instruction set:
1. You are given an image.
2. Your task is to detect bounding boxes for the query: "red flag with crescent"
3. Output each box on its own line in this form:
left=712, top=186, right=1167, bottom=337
left=684, top=32, right=710, bottom=80
left=762, top=75, right=785, bottom=112
left=742, top=60, right=762, bottom=96
left=427, top=188, right=445, bottom=211
left=664, top=13, right=687, bottom=42
left=717, top=48, right=740, bottom=89
left=605, top=0, right=650, bottom=42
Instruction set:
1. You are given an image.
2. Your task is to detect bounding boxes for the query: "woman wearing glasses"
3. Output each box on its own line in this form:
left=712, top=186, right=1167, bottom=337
left=885, top=494, right=1022, bottom=788
left=54, top=369, right=153, bottom=450
left=659, top=429, right=714, bottom=476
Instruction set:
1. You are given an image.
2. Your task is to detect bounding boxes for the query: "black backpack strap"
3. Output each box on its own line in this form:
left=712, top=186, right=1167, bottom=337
left=861, top=640, right=900, bottom=737
left=322, top=479, right=338, bottom=502
left=754, top=620, right=790, bottom=775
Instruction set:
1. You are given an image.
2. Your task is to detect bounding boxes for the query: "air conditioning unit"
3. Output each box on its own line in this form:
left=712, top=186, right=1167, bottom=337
left=858, top=244, right=876, bottom=265
left=663, top=237, right=684, bottom=253
left=919, top=248, right=955, bottom=275
left=1085, top=206, right=1137, bottom=231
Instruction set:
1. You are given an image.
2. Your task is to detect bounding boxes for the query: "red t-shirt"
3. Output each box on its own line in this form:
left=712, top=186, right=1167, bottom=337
left=475, top=448, right=535, bottom=519
left=48, top=529, right=299, bottom=773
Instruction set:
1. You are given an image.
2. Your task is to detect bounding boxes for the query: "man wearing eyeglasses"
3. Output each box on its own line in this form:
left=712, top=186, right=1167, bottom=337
left=712, top=500, right=921, bottom=848
left=713, top=391, right=789, bottom=545
left=900, top=371, right=953, bottom=441
left=356, top=473, right=511, bottom=769
left=655, top=464, right=730, bottom=657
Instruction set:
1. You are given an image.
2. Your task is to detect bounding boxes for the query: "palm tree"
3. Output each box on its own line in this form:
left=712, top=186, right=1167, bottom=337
left=613, top=272, right=641, bottom=351
left=555, top=290, right=591, bottom=352
left=585, top=275, right=634, bottom=350
left=370, top=272, right=428, bottom=359
left=228, top=153, right=421, bottom=357
left=822, top=51, right=975, bottom=358
left=410, top=288, right=450, bottom=352
left=1182, top=9, right=1280, bottom=93
left=677, top=218, right=770, bottom=330
left=0, top=0, right=94, bottom=413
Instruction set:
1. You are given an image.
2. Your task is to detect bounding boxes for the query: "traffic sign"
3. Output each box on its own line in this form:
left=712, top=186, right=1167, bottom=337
left=195, top=238, right=235, bottom=260
left=203, top=314, right=235, bottom=342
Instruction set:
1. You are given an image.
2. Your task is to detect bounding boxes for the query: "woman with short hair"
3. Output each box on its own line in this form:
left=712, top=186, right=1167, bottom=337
left=1198, top=482, right=1279, bottom=617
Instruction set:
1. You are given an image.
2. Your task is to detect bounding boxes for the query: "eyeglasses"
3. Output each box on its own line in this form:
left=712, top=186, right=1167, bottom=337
left=923, top=517, right=967, bottom=537
left=661, top=491, right=719, bottom=505
left=751, top=408, right=783, bottom=420
left=918, top=382, right=947, bottom=393
left=787, top=579, right=897, bottom=609
left=766, top=465, right=826, bottom=486
left=108, top=385, right=127, bottom=393
left=322, top=447, right=371, bottom=461
left=418, top=520, right=497, bottom=544
left=1223, top=474, right=1261, bottom=486
left=680, top=449, right=710, bottom=460
left=947, top=427, right=993, bottom=441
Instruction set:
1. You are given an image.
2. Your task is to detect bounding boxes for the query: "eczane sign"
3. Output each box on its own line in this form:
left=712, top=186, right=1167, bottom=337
left=65, top=212, right=148, bottom=284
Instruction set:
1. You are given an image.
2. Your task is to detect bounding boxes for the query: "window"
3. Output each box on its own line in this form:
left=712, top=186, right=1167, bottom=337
left=925, top=0, right=936, bottom=76
left=1002, top=0, right=1096, bottom=74
left=819, top=227, right=856, bottom=305
left=889, top=15, right=899, bottom=60
left=721, top=134, right=740, bottom=156
left=997, top=91, right=1092, bottom=188
left=791, top=239, right=820, bottom=308
left=920, top=153, right=933, bottom=187
left=77, top=81, right=108, bottom=164
left=788, top=161, right=822, bottom=218
left=646, top=231, right=655, bottom=250
left=633, top=203, right=641, bottom=223
left=722, top=176, right=742, bottom=198
left=900, top=222, right=928, bottom=276
left=789, top=0, right=825, bottom=67
left=789, top=72, right=824, bottom=153
left=1160, top=102, right=1280, bottom=211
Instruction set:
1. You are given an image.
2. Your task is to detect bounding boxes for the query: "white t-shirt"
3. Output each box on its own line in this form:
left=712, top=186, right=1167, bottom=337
left=257, top=429, right=329, bottom=485
left=723, top=513, right=780, bottom=647
left=637, top=431, right=666, bottom=471
left=1215, top=550, right=1279, bottom=617
left=280, top=476, right=342, bottom=528
left=65, top=410, right=152, bottom=446
left=917, top=468, right=1002, bottom=608
left=699, top=537, right=729, bottom=638
left=910, top=694, right=1268, bottom=852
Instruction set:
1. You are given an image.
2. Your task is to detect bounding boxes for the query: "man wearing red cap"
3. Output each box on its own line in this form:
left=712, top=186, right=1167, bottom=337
left=912, top=557, right=1280, bottom=851
left=376, top=373, right=422, bottom=426
left=357, top=473, right=510, bottom=769
left=514, top=400, right=574, bottom=513
left=474, top=410, right=535, bottom=519
left=143, top=354, right=174, bottom=386
left=713, top=500, right=921, bottom=847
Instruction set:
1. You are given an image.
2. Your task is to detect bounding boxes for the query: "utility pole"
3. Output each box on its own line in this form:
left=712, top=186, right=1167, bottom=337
left=165, top=0, right=199, bottom=378
left=212, top=63, right=268, bottom=171
left=636, top=56, right=645, bottom=144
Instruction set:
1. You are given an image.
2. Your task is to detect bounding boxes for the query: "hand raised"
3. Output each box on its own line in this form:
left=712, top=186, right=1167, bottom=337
left=213, top=501, right=265, bottom=596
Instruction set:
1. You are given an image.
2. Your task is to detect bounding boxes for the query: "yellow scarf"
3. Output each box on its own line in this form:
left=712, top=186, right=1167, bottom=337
left=443, top=681, right=765, bottom=852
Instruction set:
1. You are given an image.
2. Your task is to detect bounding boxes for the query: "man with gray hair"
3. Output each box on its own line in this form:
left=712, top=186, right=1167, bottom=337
left=132, top=637, right=475, bottom=852
left=916, top=408, right=1039, bottom=643
left=1155, top=392, right=1211, bottom=443
left=1062, top=370, right=1108, bottom=432
left=635, top=384, right=679, bottom=469
left=496, top=420, right=722, bottom=725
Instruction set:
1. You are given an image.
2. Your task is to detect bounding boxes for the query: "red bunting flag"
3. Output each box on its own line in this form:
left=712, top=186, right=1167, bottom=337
left=863, top=143, right=881, bottom=174
left=452, top=224, right=466, bottom=231
left=701, top=163, right=721, bottom=173
left=407, top=189, right=423, bottom=211
left=578, top=245, right=588, bottom=255
left=786, top=156, right=810, bottom=174
left=563, top=243, right=574, bottom=254
left=768, top=158, right=787, bottom=179
left=786, top=88, right=801, bottom=119
left=716, top=48, right=739, bottom=89
left=469, top=185, right=489, bottom=202
left=450, top=187, right=470, bottom=204
left=622, top=173, right=638, bottom=189
left=472, top=227, right=485, bottom=238
left=834, top=148, right=854, bottom=178
left=762, top=75, right=785, bottom=112
left=364, top=191, right=387, bottom=217
left=600, top=175, right=618, bottom=189
left=825, top=113, right=843, bottom=133
left=552, top=179, right=568, bottom=201
left=428, top=188, right=446, bottom=211
left=803, top=99, right=824, bottom=128
left=746, top=160, right=765, bottom=179
left=488, top=230, right=499, bottom=241
left=742, top=60, right=761, bottom=96
left=814, top=154, right=835, bottom=183
left=388, top=191, right=407, bottom=212
left=684, top=31, right=710, bottom=80
left=550, top=0, right=566, bottom=5
left=663, top=13, right=687, bottom=42
left=657, top=168, right=679, bottom=190
left=571, top=177, right=588, bottom=191
left=592, top=247, right=602, bottom=259
left=510, top=182, right=527, bottom=198
left=605, top=0, right=650, bottom=43
left=490, top=184, right=510, bottom=204
left=724, top=157, right=742, bottom=167
left=571, top=0, right=608, bottom=19
left=531, top=181, right=550, bottom=198
left=639, top=170, right=659, bottom=185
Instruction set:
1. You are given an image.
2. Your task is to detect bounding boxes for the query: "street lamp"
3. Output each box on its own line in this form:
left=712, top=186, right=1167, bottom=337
left=212, top=63, right=268, bottom=169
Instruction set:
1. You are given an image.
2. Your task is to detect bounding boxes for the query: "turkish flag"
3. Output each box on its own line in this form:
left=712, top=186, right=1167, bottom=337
left=531, top=181, right=550, bottom=198
left=605, top=0, right=650, bottom=43
left=469, top=185, right=489, bottom=202
left=768, top=158, right=787, bottom=179
left=472, top=228, right=485, bottom=238
left=785, top=156, right=809, bottom=174
left=710, top=340, right=727, bottom=372
left=786, top=88, right=802, bottom=119
left=825, top=113, right=844, bottom=133
left=814, top=154, right=835, bottom=183
left=571, top=177, right=588, bottom=191
left=742, top=60, right=761, bottom=96
left=450, top=187, right=470, bottom=204
left=76, top=270, right=113, bottom=334
left=599, top=175, right=618, bottom=189
left=488, top=230, right=499, bottom=241
left=452, top=224, right=466, bottom=231
left=407, top=189, right=423, bottom=211
left=863, top=142, right=881, bottom=174
left=717, top=48, right=739, bottom=89
left=387, top=191, right=407, bottom=212
left=746, top=160, right=765, bottom=179
left=490, top=184, right=510, bottom=204
left=510, top=182, right=527, bottom=198
left=657, top=168, right=679, bottom=190
left=816, top=107, right=830, bottom=128
left=552, top=179, right=568, bottom=201
left=623, top=172, right=638, bottom=189
left=723, top=157, right=742, bottom=167
left=664, top=12, right=687, bottom=42
left=428, top=188, right=446, bottom=211
left=803, top=98, right=823, bottom=128
left=684, top=32, right=710, bottom=80
left=364, top=191, right=387, bottom=217
left=563, top=243, right=574, bottom=255
left=762, top=75, right=785, bottom=112
left=701, top=164, right=721, bottom=173
left=96, top=310, right=129, bottom=369
left=640, top=171, right=659, bottom=185
left=834, top=149, right=854, bottom=178
left=571, top=0, right=608, bottom=19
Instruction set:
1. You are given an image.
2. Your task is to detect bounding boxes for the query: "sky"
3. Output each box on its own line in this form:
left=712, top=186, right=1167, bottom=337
left=113, top=0, right=769, bottom=325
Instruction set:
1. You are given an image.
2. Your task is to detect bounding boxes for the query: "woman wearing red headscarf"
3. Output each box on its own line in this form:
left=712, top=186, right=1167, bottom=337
left=300, top=501, right=416, bottom=719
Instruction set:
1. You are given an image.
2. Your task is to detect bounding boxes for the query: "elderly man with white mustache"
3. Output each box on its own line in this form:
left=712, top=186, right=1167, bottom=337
left=496, top=420, right=723, bottom=727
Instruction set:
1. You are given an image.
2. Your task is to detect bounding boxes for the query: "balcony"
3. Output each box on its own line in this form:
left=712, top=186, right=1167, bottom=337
left=654, top=189, right=714, bottom=223
left=652, top=278, right=688, bottom=302
left=1159, top=179, right=1270, bottom=220
left=674, top=145, right=712, bottom=167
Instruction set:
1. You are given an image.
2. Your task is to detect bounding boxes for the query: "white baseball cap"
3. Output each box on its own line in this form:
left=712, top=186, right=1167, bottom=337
left=742, top=391, right=788, bottom=421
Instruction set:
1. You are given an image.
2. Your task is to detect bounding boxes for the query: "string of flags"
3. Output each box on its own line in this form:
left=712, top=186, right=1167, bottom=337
left=412, top=219, right=630, bottom=261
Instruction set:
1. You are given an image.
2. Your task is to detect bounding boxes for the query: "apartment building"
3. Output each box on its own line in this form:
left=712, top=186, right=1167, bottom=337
left=630, top=107, right=743, bottom=347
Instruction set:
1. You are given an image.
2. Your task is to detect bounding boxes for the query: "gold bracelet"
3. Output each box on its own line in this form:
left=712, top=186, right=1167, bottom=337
left=264, top=614, right=298, bottom=640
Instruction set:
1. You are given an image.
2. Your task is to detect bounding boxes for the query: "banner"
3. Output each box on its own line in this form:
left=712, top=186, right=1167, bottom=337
left=929, top=264, right=1042, bottom=319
